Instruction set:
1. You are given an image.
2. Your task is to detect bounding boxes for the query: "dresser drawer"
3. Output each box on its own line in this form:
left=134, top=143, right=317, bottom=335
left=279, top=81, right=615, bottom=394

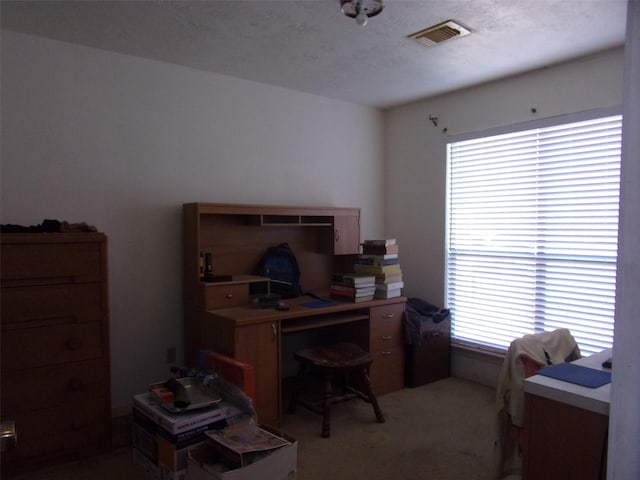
left=0, top=239, right=104, bottom=285
left=205, top=283, right=250, bottom=309
left=1, top=322, right=105, bottom=371
left=1, top=359, right=109, bottom=415
left=1, top=283, right=105, bottom=327
left=0, top=399, right=110, bottom=468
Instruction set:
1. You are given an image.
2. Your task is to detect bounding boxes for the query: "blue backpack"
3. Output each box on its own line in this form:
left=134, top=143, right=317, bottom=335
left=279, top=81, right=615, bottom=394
left=255, top=243, right=303, bottom=298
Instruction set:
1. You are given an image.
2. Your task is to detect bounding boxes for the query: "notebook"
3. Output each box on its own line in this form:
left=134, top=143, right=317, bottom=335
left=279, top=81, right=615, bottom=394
left=536, top=362, right=612, bottom=388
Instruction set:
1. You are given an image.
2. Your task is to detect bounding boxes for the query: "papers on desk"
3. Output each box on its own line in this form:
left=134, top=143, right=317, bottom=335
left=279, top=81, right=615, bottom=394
left=536, top=362, right=612, bottom=388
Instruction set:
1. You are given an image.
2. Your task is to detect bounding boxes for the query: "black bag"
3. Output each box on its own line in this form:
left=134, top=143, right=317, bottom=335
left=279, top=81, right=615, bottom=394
left=255, top=243, right=303, bottom=298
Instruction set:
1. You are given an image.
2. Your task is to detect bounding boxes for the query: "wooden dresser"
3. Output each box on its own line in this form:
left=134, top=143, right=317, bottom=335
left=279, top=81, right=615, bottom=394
left=0, top=233, right=111, bottom=474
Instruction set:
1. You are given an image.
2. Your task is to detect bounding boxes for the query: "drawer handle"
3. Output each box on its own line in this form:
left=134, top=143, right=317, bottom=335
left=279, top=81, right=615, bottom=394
left=68, top=378, right=84, bottom=391
left=334, top=229, right=340, bottom=242
left=226, top=294, right=233, bottom=299
left=381, top=335, right=393, bottom=340
left=0, top=420, right=17, bottom=451
left=382, top=313, right=394, bottom=319
left=380, top=351, right=392, bottom=356
left=66, top=337, right=83, bottom=351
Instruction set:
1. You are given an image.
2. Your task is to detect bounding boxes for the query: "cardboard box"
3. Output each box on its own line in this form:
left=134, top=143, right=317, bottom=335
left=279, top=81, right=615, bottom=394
left=133, top=416, right=158, bottom=462
left=133, top=447, right=160, bottom=480
left=159, top=465, right=187, bottom=480
left=187, top=426, right=297, bottom=480
left=157, top=432, right=204, bottom=471
left=133, top=392, right=242, bottom=437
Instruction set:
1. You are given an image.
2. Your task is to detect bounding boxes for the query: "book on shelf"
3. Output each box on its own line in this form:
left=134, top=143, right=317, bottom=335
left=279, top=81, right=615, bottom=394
left=356, top=255, right=400, bottom=267
left=329, top=285, right=376, bottom=297
left=375, top=281, right=404, bottom=291
left=329, top=293, right=375, bottom=303
left=361, top=243, right=399, bottom=255
left=354, top=263, right=402, bottom=276
left=374, top=288, right=403, bottom=299
left=374, top=272, right=404, bottom=284
left=362, top=239, right=396, bottom=246
left=331, top=273, right=376, bottom=287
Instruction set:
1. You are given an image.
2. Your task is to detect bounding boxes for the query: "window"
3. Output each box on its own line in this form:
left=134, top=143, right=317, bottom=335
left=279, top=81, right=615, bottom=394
left=446, top=112, right=622, bottom=356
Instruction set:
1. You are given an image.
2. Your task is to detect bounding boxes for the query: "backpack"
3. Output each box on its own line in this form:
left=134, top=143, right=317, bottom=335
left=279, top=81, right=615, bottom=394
left=255, top=243, right=303, bottom=298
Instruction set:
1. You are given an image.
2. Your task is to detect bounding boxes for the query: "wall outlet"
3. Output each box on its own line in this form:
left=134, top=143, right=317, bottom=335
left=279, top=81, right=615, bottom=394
left=166, top=346, right=176, bottom=364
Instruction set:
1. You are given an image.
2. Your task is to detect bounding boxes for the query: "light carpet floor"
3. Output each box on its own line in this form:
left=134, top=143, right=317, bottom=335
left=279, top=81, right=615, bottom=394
left=8, top=377, right=497, bottom=480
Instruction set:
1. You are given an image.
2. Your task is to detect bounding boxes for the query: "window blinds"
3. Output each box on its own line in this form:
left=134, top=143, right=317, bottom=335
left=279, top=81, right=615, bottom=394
left=446, top=114, right=622, bottom=356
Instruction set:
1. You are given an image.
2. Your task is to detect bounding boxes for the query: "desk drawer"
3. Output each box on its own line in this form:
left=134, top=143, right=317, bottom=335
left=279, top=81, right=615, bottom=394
left=370, top=350, right=404, bottom=394
left=1, top=322, right=105, bottom=371
left=369, top=302, right=405, bottom=394
left=370, top=303, right=404, bottom=327
left=205, top=284, right=250, bottom=309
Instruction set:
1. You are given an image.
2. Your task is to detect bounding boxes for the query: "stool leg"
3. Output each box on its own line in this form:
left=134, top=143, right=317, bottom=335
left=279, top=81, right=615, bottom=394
left=321, top=373, right=332, bottom=438
left=361, top=367, right=385, bottom=423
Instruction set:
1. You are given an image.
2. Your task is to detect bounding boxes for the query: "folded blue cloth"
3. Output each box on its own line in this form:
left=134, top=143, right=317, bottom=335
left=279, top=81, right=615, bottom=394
left=536, top=362, right=611, bottom=388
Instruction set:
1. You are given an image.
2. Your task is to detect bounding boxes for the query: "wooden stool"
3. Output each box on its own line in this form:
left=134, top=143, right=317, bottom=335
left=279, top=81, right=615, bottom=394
left=287, top=342, right=385, bottom=438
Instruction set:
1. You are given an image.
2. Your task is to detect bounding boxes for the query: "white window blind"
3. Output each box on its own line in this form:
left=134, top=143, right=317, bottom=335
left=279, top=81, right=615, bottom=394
left=446, top=114, right=622, bottom=356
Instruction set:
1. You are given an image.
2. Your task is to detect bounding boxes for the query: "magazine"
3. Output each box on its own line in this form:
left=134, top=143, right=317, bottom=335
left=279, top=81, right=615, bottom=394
left=205, top=422, right=291, bottom=467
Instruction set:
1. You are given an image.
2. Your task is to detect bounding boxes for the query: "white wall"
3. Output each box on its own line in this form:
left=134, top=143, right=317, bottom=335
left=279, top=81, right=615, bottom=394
left=0, top=31, right=386, bottom=413
left=386, top=35, right=640, bottom=476
left=385, top=47, right=625, bottom=386
left=385, top=47, right=625, bottom=307
left=608, top=1, right=640, bottom=477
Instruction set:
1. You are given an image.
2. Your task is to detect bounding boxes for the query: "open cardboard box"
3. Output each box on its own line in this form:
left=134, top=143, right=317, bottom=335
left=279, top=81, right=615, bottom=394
left=187, top=425, right=297, bottom=480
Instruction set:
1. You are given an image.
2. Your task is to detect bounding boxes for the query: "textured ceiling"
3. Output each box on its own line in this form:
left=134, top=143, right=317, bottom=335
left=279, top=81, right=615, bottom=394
left=0, top=0, right=628, bottom=108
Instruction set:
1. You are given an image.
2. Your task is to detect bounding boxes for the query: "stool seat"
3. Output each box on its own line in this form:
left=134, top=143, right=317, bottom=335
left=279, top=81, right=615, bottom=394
left=294, top=342, right=373, bottom=369
left=288, top=342, right=385, bottom=438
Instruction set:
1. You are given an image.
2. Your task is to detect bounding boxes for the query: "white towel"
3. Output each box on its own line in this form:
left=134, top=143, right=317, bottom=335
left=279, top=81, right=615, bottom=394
left=496, top=328, right=581, bottom=427
left=494, top=328, right=581, bottom=479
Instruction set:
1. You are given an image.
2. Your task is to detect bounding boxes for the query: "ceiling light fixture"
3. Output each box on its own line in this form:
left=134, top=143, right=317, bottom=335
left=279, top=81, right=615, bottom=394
left=340, top=0, right=384, bottom=26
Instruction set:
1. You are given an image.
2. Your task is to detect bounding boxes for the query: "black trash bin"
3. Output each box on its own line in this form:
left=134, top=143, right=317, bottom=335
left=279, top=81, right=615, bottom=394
left=403, top=298, right=451, bottom=388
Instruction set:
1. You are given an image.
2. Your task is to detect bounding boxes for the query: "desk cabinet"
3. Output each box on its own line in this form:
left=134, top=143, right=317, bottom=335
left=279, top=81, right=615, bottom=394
left=234, top=321, right=280, bottom=425
left=200, top=315, right=281, bottom=425
left=524, top=394, right=608, bottom=480
left=0, top=233, right=111, bottom=474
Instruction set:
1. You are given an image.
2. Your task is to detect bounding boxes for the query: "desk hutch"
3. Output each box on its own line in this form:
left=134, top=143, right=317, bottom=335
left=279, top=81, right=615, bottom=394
left=182, top=203, right=406, bottom=425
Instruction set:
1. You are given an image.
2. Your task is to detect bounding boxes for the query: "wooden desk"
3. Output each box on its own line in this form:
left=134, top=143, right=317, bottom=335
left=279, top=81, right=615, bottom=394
left=523, top=349, right=611, bottom=480
left=181, top=203, right=406, bottom=425
left=190, top=294, right=406, bottom=426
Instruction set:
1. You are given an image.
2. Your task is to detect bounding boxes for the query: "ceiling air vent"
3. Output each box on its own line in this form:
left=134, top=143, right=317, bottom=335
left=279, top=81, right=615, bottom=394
left=408, top=20, right=471, bottom=47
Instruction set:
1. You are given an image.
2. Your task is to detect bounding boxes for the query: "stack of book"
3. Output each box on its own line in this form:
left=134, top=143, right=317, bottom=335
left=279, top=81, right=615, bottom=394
left=329, top=273, right=376, bottom=303
left=354, top=239, right=404, bottom=299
